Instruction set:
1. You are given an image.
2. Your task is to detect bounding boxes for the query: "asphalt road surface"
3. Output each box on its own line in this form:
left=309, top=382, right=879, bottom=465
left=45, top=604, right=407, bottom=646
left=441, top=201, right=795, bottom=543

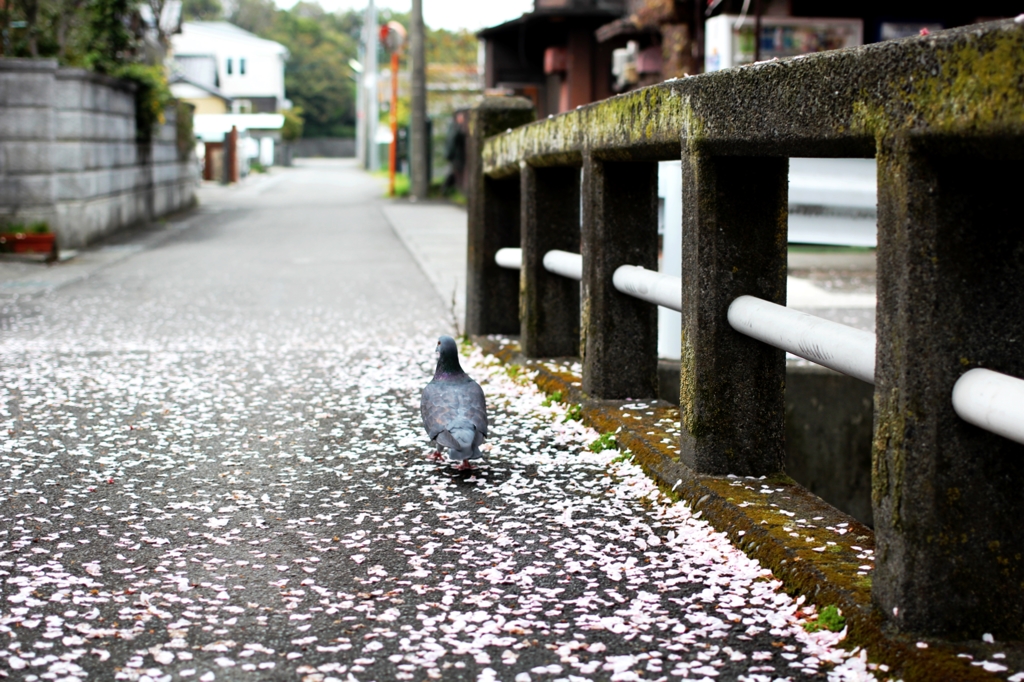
left=1, top=161, right=878, bottom=682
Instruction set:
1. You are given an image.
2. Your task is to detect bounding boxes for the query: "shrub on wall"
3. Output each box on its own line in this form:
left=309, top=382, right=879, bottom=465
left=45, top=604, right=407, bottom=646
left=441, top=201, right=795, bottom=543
left=281, top=107, right=304, bottom=142
left=115, top=63, right=173, bottom=142
left=176, top=100, right=196, bottom=160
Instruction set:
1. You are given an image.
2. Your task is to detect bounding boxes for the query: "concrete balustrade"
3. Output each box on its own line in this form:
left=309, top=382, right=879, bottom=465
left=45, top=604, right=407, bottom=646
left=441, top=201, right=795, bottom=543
left=465, top=19, right=1024, bottom=641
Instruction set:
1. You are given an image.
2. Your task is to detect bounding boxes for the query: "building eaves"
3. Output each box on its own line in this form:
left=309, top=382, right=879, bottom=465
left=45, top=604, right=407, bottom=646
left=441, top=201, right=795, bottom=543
left=168, top=72, right=233, bottom=103
left=595, top=15, right=655, bottom=42
left=179, top=21, right=289, bottom=57
left=595, top=0, right=683, bottom=41
left=478, top=7, right=626, bottom=38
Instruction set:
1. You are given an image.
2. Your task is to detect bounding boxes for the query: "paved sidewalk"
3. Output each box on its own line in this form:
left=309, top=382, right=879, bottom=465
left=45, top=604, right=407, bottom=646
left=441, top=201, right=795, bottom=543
left=380, top=202, right=467, bottom=333
left=0, top=159, right=888, bottom=682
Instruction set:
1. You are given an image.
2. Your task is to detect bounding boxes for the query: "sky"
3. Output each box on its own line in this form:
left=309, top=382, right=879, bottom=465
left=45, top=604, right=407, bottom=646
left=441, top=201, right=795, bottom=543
left=274, top=0, right=536, bottom=32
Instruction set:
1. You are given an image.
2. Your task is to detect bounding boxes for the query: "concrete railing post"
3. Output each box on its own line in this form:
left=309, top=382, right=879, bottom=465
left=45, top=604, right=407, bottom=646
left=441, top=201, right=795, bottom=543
left=581, top=155, right=659, bottom=399
left=872, top=139, right=1024, bottom=640
left=679, top=153, right=789, bottom=476
left=465, top=97, right=535, bottom=337
left=520, top=164, right=581, bottom=357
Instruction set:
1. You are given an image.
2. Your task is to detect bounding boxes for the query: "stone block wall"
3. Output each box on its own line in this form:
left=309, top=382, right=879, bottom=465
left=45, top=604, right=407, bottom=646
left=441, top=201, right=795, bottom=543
left=290, top=137, right=356, bottom=159
left=0, top=59, right=197, bottom=248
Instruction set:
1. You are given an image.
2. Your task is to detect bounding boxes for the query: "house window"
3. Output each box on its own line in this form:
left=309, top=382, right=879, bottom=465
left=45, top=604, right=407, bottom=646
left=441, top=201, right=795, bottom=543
left=240, top=58, right=246, bottom=75
left=226, top=58, right=233, bottom=75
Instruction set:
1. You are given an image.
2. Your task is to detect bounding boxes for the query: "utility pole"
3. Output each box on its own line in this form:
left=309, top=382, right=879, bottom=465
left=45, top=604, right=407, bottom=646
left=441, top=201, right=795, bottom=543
left=355, top=40, right=365, bottom=168
left=364, top=0, right=380, bottom=172
left=410, top=0, right=428, bottom=200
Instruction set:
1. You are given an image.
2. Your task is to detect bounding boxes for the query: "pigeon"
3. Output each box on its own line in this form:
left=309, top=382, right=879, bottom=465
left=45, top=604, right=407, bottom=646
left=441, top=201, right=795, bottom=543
left=421, top=336, right=488, bottom=470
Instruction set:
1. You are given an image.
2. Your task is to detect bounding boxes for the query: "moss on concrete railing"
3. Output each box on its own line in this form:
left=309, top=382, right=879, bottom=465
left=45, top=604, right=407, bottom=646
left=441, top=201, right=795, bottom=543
left=482, top=20, right=1024, bottom=176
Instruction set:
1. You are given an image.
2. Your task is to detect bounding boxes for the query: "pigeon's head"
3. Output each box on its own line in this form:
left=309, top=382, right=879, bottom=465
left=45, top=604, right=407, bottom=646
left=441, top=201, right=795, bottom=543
left=435, top=336, right=464, bottom=376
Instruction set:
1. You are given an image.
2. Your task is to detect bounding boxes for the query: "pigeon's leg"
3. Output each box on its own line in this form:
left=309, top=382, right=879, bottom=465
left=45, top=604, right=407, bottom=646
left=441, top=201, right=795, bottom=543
left=428, top=450, right=445, bottom=462
left=453, top=460, right=476, bottom=471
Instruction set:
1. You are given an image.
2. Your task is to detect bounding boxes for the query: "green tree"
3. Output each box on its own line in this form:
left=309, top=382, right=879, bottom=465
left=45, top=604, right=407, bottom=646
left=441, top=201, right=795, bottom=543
left=85, top=0, right=138, bottom=73
left=267, top=7, right=358, bottom=137
left=19, top=0, right=42, bottom=56
left=49, top=0, right=91, bottom=61
left=229, top=0, right=277, bottom=36
left=426, top=27, right=477, bottom=66
left=2, top=0, right=94, bottom=61
left=226, top=2, right=361, bottom=138
left=181, top=0, right=222, bottom=21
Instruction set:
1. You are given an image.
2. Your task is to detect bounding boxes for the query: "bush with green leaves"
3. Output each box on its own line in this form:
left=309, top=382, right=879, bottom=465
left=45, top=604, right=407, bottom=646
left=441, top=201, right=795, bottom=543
left=541, top=391, right=562, bottom=408
left=176, top=101, right=196, bottom=160
left=0, top=220, right=50, bottom=234
left=281, top=108, right=305, bottom=142
left=115, top=63, right=173, bottom=141
left=562, top=404, right=582, bottom=423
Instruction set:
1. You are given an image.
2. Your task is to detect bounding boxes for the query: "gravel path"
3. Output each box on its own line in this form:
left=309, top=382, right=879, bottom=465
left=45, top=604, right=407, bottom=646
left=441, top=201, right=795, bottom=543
left=1, top=161, right=880, bottom=682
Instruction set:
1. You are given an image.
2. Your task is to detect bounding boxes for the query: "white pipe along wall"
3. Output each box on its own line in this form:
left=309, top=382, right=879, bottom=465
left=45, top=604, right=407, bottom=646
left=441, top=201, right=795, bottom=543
left=727, top=295, right=876, bottom=385
left=952, top=368, right=1024, bottom=446
left=612, top=266, right=683, bottom=312
left=494, top=247, right=1024, bottom=447
left=542, top=250, right=583, bottom=281
left=495, top=247, right=522, bottom=270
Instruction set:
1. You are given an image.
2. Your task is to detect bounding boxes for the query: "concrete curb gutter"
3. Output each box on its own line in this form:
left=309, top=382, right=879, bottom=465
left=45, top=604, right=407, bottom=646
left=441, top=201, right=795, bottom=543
left=473, top=334, right=1014, bottom=682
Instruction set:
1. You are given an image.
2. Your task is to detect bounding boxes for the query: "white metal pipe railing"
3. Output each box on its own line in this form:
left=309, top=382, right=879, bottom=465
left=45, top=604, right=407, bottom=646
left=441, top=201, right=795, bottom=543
left=542, top=250, right=583, bottom=281
left=952, top=368, right=1024, bottom=446
left=493, top=247, right=585, bottom=281
left=494, top=248, right=1024, bottom=446
left=495, top=247, right=522, bottom=270
left=612, top=265, right=682, bottom=312
left=727, top=295, right=876, bottom=385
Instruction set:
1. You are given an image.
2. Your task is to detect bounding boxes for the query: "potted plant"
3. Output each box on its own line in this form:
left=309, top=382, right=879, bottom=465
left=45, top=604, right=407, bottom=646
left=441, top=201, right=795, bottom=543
left=0, top=221, right=58, bottom=262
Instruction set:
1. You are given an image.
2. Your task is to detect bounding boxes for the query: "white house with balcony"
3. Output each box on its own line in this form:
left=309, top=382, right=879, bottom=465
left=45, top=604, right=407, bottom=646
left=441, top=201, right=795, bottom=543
left=170, top=21, right=289, bottom=170
left=170, top=21, right=289, bottom=114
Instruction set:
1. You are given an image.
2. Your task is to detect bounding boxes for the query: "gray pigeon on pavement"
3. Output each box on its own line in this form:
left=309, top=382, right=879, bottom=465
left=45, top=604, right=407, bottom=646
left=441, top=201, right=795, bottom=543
left=421, top=336, right=488, bottom=470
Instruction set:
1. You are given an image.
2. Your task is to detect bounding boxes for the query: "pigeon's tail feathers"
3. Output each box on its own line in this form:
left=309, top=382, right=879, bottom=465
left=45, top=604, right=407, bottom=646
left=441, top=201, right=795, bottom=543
left=448, top=426, right=476, bottom=450
left=436, top=424, right=482, bottom=461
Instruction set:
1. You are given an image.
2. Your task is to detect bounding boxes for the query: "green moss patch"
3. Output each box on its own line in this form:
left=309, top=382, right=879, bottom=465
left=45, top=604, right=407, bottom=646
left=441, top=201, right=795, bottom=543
left=805, top=605, right=847, bottom=633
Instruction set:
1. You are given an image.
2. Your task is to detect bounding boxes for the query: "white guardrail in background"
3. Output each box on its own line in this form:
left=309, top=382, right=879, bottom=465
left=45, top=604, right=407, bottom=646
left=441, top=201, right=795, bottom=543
left=494, top=247, right=1024, bottom=446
